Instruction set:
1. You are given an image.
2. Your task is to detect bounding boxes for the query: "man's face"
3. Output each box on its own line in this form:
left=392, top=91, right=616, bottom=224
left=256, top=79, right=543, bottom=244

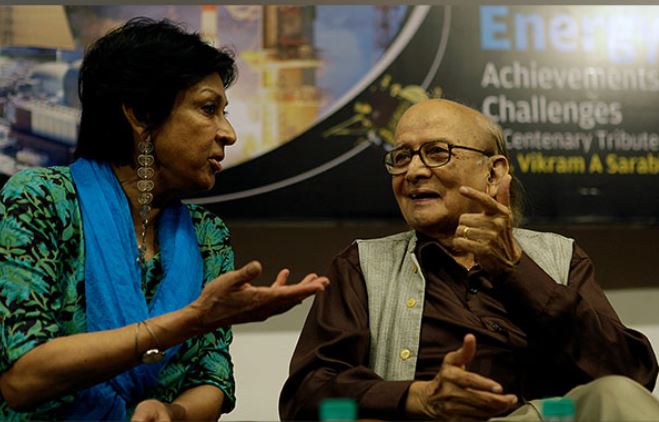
left=391, top=100, right=494, bottom=238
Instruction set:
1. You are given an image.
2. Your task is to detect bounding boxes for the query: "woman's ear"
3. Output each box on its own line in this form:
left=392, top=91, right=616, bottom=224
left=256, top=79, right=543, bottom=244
left=486, top=156, right=510, bottom=198
left=121, top=104, right=147, bottom=139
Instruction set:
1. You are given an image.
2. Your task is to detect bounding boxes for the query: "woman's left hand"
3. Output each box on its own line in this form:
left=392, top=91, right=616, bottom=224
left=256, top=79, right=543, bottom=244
left=131, top=399, right=184, bottom=422
left=190, top=261, right=330, bottom=329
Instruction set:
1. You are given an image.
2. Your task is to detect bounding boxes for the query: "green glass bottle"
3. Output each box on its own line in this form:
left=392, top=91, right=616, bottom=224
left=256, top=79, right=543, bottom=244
left=542, top=397, right=576, bottom=422
left=319, top=398, right=358, bottom=421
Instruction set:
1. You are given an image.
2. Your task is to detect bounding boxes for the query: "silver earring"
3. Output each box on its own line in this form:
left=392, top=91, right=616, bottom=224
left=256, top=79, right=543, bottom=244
left=136, top=135, right=154, bottom=274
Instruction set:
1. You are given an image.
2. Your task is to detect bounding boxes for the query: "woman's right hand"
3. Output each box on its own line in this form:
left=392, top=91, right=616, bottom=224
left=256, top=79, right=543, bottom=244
left=189, top=261, right=329, bottom=329
left=0, top=262, right=326, bottom=410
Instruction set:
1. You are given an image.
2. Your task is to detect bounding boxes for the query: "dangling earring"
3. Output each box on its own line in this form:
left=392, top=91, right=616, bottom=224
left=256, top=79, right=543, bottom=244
left=136, top=135, right=155, bottom=275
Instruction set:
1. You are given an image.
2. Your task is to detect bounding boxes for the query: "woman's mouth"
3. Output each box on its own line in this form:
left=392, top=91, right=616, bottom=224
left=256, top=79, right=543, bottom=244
left=208, top=158, right=222, bottom=173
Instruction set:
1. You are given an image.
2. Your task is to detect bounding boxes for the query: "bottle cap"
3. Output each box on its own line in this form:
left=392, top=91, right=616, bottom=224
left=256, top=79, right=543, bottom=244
left=542, top=397, right=576, bottom=417
left=319, top=398, right=357, bottom=421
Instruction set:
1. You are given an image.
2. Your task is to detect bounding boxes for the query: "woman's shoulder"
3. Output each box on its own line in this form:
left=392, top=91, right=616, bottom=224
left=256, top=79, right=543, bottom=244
left=1, top=166, right=75, bottom=199
left=184, top=204, right=234, bottom=276
left=0, top=166, right=79, bottom=227
left=185, top=203, right=231, bottom=243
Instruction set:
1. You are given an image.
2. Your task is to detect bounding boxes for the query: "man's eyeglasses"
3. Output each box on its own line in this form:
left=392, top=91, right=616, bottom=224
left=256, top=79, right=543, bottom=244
left=384, top=141, right=492, bottom=175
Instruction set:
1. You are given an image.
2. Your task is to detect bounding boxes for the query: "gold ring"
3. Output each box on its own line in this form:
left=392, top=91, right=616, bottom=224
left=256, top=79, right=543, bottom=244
left=464, top=227, right=470, bottom=238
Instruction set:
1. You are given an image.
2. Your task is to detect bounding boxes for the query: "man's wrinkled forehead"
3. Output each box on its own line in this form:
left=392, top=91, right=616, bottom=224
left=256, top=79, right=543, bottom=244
left=394, top=99, right=495, bottom=150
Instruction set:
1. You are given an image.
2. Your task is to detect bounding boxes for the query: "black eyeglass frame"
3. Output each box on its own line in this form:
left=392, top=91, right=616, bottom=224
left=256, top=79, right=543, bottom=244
left=384, top=141, right=493, bottom=175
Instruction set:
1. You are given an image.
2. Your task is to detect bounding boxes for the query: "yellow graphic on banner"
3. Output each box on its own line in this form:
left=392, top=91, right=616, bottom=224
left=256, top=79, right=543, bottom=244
left=606, top=153, right=659, bottom=174
left=517, top=152, right=659, bottom=175
left=516, top=153, right=586, bottom=174
left=322, top=74, right=433, bottom=148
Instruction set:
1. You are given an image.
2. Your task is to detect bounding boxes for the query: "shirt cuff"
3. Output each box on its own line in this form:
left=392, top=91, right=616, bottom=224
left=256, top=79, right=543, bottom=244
left=359, top=380, right=413, bottom=419
left=501, top=253, right=572, bottom=320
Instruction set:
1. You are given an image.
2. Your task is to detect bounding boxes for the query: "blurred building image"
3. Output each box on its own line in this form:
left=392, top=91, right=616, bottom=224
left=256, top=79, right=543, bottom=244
left=0, top=5, right=399, bottom=176
left=0, top=5, right=329, bottom=176
left=244, top=6, right=322, bottom=149
left=200, top=5, right=219, bottom=47
left=0, top=5, right=74, bottom=52
left=0, top=5, right=79, bottom=174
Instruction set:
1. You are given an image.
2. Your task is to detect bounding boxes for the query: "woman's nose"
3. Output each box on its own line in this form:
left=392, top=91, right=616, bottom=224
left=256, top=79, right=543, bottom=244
left=216, top=119, right=237, bottom=146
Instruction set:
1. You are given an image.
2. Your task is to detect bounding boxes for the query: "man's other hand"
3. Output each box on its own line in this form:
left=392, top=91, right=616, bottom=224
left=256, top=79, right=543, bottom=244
left=404, top=334, right=518, bottom=421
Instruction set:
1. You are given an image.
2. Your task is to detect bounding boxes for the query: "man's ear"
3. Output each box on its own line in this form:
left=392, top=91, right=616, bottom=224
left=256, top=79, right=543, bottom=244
left=121, top=104, right=147, bottom=139
left=486, top=156, right=509, bottom=198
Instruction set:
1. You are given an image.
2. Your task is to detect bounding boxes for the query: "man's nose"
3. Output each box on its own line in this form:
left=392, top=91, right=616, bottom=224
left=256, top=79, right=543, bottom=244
left=405, top=154, right=431, bottom=181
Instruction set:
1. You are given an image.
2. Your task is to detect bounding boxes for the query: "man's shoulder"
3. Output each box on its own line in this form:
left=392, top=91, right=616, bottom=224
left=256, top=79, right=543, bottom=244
left=513, top=227, right=575, bottom=285
left=354, top=230, right=417, bottom=271
left=513, top=227, right=574, bottom=245
left=355, top=229, right=416, bottom=246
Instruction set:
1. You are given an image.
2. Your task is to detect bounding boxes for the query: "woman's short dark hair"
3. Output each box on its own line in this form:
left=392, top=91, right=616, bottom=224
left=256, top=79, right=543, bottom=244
left=74, top=17, right=237, bottom=165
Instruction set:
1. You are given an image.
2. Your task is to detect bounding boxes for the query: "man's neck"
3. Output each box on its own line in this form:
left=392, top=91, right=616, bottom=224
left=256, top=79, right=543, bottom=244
left=421, top=230, right=477, bottom=271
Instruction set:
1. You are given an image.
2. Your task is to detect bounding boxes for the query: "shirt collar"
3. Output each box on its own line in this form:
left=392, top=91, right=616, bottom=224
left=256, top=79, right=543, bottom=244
left=414, top=231, right=481, bottom=274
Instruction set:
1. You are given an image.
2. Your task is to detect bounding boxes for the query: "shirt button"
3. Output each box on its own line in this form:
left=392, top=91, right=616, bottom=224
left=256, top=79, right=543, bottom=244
left=406, top=297, right=417, bottom=308
left=469, top=287, right=478, bottom=294
left=399, top=349, right=411, bottom=360
left=411, top=263, right=418, bottom=273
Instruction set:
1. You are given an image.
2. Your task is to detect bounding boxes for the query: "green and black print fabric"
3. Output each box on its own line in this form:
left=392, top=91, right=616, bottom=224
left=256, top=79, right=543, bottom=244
left=0, top=166, right=236, bottom=420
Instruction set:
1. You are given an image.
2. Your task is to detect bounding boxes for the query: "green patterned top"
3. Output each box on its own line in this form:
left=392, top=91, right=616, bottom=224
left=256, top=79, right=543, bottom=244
left=0, top=166, right=236, bottom=420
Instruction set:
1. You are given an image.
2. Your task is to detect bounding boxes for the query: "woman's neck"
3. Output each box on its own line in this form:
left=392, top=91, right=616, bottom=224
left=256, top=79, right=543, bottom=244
left=111, top=163, right=163, bottom=261
left=113, top=163, right=162, bottom=209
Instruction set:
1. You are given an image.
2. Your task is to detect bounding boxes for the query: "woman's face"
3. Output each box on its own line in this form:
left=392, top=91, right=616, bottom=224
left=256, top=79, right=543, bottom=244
left=152, top=73, right=236, bottom=196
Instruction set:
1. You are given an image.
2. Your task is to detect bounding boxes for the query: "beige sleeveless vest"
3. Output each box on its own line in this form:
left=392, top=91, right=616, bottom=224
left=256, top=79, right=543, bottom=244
left=356, top=228, right=574, bottom=381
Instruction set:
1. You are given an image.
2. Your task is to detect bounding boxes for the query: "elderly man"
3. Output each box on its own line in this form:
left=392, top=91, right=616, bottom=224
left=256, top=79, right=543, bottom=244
left=279, top=99, right=659, bottom=421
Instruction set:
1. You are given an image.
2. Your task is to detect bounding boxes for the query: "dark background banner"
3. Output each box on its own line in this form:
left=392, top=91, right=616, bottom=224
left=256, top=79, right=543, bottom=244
left=2, top=6, right=655, bottom=224
left=196, top=5, right=659, bottom=225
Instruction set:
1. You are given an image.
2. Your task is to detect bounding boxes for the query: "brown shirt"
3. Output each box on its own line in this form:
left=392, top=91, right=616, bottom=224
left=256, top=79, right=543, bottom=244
left=279, top=233, right=658, bottom=421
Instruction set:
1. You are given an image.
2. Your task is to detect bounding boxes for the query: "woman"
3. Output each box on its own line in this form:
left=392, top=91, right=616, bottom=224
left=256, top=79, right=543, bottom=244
left=0, top=17, right=328, bottom=421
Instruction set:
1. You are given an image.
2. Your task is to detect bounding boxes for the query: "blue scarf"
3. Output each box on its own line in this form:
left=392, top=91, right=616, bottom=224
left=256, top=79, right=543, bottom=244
left=66, top=158, right=203, bottom=420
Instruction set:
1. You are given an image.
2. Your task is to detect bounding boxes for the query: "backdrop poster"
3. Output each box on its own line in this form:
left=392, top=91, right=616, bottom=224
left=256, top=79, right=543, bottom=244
left=0, top=5, right=657, bottom=224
